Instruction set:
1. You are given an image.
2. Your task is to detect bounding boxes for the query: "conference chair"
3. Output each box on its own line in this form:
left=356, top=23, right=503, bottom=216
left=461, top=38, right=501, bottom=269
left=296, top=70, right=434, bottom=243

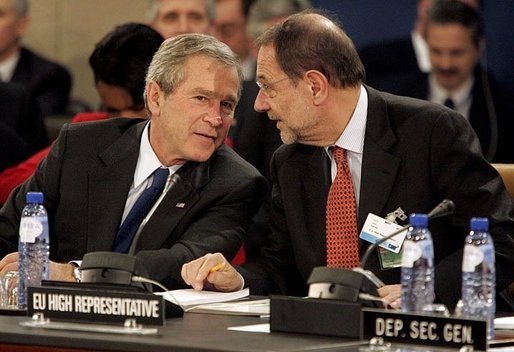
left=492, top=163, right=514, bottom=198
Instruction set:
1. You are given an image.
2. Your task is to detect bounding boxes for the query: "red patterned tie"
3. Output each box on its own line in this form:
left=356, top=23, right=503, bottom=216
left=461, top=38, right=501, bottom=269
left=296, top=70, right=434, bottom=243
left=326, top=147, right=360, bottom=268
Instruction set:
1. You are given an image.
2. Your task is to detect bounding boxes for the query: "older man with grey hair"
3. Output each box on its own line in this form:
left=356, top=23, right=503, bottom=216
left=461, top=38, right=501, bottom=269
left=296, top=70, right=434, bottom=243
left=0, top=33, right=268, bottom=291
left=148, top=0, right=215, bottom=38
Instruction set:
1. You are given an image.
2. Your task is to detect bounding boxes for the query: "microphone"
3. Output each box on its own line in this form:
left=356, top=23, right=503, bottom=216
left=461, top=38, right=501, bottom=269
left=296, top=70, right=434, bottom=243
left=307, top=199, right=455, bottom=306
left=427, top=199, right=455, bottom=219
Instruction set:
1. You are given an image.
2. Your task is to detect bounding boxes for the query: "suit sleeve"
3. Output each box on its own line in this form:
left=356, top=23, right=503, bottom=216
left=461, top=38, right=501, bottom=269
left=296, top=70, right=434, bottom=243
left=238, top=151, right=305, bottom=296
left=136, top=159, right=269, bottom=290
left=428, top=110, right=514, bottom=306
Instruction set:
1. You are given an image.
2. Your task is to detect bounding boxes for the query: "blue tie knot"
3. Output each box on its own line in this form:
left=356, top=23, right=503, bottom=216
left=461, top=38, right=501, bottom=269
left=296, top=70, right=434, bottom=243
left=152, top=167, right=169, bottom=189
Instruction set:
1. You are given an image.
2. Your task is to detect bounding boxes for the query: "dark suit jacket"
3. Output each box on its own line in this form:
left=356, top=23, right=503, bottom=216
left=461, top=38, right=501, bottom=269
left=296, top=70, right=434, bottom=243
left=377, top=66, right=514, bottom=163
left=359, top=37, right=424, bottom=93
left=230, top=80, right=282, bottom=182
left=241, top=86, right=514, bottom=308
left=10, top=47, right=72, bottom=116
left=0, top=82, right=48, bottom=172
left=0, top=118, right=268, bottom=289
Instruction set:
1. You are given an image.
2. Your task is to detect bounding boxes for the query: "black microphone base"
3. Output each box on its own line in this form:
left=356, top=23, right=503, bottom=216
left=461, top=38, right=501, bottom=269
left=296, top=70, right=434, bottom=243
left=270, top=295, right=361, bottom=338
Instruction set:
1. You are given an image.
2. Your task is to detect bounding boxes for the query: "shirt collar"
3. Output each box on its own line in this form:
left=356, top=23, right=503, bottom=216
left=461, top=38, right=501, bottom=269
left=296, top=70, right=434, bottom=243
left=133, top=121, right=182, bottom=188
left=411, top=30, right=431, bottom=73
left=429, top=73, right=474, bottom=109
left=0, top=50, right=20, bottom=81
left=325, top=85, right=368, bottom=155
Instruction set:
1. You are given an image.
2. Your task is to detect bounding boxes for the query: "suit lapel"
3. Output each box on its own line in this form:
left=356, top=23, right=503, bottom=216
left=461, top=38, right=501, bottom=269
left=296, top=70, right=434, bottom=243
left=10, top=49, right=30, bottom=84
left=86, top=121, right=145, bottom=252
left=133, top=159, right=210, bottom=251
left=299, top=146, right=330, bottom=263
left=358, top=87, right=401, bottom=231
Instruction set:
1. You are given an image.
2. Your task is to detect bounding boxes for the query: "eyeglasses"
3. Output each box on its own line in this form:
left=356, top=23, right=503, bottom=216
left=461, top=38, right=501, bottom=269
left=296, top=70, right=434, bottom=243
left=256, top=76, right=290, bottom=98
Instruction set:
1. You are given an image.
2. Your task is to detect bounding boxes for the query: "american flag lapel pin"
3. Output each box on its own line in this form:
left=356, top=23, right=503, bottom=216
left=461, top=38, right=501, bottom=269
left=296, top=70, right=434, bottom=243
left=175, top=203, right=186, bottom=208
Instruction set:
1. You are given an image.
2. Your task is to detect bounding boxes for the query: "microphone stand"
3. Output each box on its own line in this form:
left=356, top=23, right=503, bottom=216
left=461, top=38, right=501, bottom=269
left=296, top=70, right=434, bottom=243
left=307, top=200, right=456, bottom=304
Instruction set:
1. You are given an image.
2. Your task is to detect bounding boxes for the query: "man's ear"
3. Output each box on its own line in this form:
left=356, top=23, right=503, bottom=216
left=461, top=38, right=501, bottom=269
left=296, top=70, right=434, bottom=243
left=16, top=16, right=29, bottom=38
left=305, top=70, right=329, bottom=106
left=146, top=81, right=163, bottom=116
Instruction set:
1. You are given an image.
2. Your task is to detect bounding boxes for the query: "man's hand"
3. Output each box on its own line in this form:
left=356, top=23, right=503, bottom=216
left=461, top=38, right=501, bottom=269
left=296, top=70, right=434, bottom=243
left=181, top=253, right=243, bottom=292
left=49, top=262, right=75, bottom=282
left=0, top=252, right=19, bottom=276
left=0, top=252, right=75, bottom=282
left=378, top=284, right=401, bottom=309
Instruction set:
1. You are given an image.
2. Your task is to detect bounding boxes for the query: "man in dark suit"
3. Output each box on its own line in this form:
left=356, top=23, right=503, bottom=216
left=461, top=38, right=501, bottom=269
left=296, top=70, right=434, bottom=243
left=10, top=47, right=72, bottom=117
left=181, top=10, right=514, bottom=309
left=0, top=34, right=268, bottom=290
left=384, top=0, right=514, bottom=163
left=0, top=82, right=48, bottom=172
left=0, top=0, right=71, bottom=116
left=358, top=0, right=479, bottom=95
left=358, top=0, right=434, bottom=92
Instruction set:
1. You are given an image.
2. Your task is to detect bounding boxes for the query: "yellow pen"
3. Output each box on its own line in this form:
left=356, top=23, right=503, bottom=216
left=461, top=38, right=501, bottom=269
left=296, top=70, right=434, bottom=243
left=210, top=262, right=225, bottom=273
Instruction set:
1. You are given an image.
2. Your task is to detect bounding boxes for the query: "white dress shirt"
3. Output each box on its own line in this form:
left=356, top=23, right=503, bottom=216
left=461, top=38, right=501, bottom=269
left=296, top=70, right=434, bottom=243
left=412, top=30, right=431, bottom=73
left=120, top=121, right=183, bottom=223
left=0, top=51, right=20, bottom=81
left=429, top=74, right=474, bottom=120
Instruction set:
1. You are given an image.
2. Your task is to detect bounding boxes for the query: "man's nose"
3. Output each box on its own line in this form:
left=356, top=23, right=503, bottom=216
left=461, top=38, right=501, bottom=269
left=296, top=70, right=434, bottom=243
left=439, top=54, right=453, bottom=70
left=178, top=17, right=192, bottom=34
left=254, top=89, right=270, bottom=113
left=205, top=106, right=223, bottom=126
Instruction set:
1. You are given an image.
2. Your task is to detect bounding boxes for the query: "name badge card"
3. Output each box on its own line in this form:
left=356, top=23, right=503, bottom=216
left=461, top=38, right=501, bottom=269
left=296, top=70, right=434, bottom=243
left=360, top=214, right=406, bottom=253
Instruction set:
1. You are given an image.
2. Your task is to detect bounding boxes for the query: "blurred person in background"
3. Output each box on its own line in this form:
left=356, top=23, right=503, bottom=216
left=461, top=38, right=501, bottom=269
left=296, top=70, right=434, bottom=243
left=0, top=0, right=71, bottom=117
left=0, top=82, right=47, bottom=172
left=213, top=0, right=256, bottom=81
left=359, top=0, right=479, bottom=94
left=147, top=0, right=215, bottom=38
left=0, top=23, right=164, bottom=204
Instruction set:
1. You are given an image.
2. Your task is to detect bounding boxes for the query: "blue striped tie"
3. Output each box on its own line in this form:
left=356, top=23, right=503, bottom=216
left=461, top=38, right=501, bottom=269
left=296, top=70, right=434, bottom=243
left=113, top=168, right=169, bottom=253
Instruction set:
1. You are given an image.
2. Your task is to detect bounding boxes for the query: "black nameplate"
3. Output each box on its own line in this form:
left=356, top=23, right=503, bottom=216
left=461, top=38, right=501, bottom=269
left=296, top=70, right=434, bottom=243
left=270, top=295, right=362, bottom=338
left=27, top=285, right=165, bottom=326
left=362, top=308, right=487, bottom=351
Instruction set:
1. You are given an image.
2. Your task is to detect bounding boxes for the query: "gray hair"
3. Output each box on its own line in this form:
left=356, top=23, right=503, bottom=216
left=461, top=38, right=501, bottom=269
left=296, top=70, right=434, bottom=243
left=11, top=0, right=29, bottom=17
left=147, top=0, right=216, bottom=23
left=247, top=0, right=311, bottom=39
left=144, top=33, right=243, bottom=111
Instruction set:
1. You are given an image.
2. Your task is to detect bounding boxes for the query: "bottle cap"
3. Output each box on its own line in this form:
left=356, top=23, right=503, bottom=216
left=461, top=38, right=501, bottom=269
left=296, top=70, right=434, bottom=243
left=470, top=217, right=489, bottom=231
left=409, top=213, right=428, bottom=226
left=26, top=192, right=44, bottom=204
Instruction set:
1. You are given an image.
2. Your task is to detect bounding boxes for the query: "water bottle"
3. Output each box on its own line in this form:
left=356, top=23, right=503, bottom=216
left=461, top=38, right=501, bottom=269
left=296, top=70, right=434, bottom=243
left=400, top=213, right=435, bottom=312
left=461, top=217, right=495, bottom=340
left=18, top=192, right=50, bottom=309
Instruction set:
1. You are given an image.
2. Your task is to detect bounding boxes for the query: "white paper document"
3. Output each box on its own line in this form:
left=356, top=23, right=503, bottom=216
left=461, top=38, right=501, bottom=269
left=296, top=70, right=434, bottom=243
left=156, top=288, right=249, bottom=310
left=186, top=298, right=270, bottom=316
left=227, top=323, right=270, bottom=333
left=495, top=316, right=514, bottom=330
